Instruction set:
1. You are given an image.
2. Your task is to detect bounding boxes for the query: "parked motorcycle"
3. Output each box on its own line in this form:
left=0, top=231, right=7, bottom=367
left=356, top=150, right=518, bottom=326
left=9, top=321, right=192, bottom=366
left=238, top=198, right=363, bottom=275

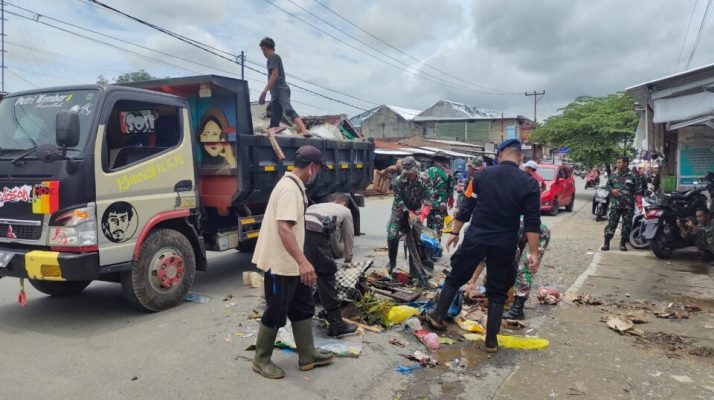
left=629, top=191, right=660, bottom=249
left=644, top=173, right=713, bottom=259
left=592, top=186, right=610, bottom=221
left=585, top=175, right=600, bottom=189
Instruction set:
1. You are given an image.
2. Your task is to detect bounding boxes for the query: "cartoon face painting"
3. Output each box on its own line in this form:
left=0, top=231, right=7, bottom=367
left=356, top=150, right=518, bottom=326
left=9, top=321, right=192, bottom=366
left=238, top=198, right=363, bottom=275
left=198, top=111, right=236, bottom=173
left=199, top=119, right=222, bottom=143
left=101, top=201, right=138, bottom=243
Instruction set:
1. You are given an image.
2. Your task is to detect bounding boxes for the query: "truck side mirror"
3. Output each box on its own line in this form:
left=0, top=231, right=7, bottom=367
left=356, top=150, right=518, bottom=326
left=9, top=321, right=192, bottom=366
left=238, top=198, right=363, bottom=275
left=56, top=110, right=80, bottom=148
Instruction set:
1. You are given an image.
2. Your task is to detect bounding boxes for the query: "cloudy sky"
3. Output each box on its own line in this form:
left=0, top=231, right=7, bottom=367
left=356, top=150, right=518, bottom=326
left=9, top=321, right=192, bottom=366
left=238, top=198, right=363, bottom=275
left=4, top=0, right=714, bottom=120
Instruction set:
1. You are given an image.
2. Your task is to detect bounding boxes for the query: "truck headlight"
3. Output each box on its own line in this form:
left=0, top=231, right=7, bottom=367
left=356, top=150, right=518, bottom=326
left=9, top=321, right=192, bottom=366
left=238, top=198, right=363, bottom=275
left=49, top=203, right=98, bottom=249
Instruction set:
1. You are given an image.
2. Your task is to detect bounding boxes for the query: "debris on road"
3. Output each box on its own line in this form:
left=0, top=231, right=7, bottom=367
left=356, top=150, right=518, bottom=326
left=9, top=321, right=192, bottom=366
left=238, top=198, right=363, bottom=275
left=455, top=316, right=485, bottom=333
left=387, top=305, right=420, bottom=324
left=414, top=329, right=440, bottom=351
left=401, top=351, right=438, bottom=367
left=571, top=293, right=603, bottom=306
left=463, top=333, right=550, bottom=350
left=184, top=294, right=210, bottom=303
left=604, top=316, right=644, bottom=336
left=670, top=375, right=694, bottom=384
left=537, top=287, right=562, bottom=305
left=389, top=338, right=408, bottom=347
left=395, top=364, right=421, bottom=375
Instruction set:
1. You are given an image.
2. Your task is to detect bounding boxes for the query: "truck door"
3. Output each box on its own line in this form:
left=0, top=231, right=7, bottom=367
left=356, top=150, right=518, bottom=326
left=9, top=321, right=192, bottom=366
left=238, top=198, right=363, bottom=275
left=93, top=94, right=196, bottom=266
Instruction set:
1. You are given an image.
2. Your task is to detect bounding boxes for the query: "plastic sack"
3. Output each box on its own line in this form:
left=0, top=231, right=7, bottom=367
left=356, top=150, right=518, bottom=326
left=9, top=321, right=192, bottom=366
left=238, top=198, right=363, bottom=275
left=455, top=317, right=485, bottom=333
left=387, top=305, right=420, bottom=324
left=463, top=333, right=550, bottom=350
left=420, top=233, right=442, bottom=259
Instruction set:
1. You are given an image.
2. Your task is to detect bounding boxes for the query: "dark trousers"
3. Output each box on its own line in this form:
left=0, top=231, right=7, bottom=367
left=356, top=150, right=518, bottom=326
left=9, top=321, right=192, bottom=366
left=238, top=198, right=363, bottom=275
left=444, top=234, right=517, bottom=305
left=269, top=88, right=298, bottom=127
left=261, top=270, right=315, bottom=330
left=304, top=231, right=341, bottom=316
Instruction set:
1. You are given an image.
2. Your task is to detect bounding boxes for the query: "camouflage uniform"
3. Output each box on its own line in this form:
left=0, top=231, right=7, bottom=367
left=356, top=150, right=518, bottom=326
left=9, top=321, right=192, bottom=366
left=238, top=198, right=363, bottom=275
left=514, top=222, right=551, bottom=298
left=603, top=168, right=639, bottom=239
left=693, top=220, right=714, bottom=256
left=425, top=165, right=454, bottom=235
left=387, top=164, right=429, bottom=241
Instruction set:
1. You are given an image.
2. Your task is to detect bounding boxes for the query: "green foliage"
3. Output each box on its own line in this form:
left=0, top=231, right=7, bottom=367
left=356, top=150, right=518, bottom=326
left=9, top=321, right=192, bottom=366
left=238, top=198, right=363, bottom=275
left=530, top=93, right=638, bottom=167
left=96, top=75, right=109, bottom=85
left=114, top=69, right=158, bottom=84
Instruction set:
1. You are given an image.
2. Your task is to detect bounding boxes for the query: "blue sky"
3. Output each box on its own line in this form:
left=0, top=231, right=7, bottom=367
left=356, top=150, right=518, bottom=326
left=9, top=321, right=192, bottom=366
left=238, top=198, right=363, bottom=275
left=4, top=0, right=714, bottom=119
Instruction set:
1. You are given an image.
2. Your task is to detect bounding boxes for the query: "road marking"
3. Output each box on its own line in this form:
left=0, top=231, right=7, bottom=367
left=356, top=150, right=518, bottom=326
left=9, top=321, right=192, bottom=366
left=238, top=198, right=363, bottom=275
left=566, top=250, right=602, bottom=294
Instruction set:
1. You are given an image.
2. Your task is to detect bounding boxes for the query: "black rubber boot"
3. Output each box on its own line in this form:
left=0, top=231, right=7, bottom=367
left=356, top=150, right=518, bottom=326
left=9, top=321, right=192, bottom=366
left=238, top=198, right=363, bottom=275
left=601, top=237, right=611, bottom=251
left=387, top=239, right=399, bottom=274
left=426, top=285, right=458, bottom=331
left=326, top=309, right=358, bottom=338
left=619, top=238, right=628, bottom=251
left=292, top=319, right=334, bottom=371
left=485, top=302, right=505, bottom=353
left=503, top=296, right=526, bottom=320
left=252, top=323, right=286, bottom=379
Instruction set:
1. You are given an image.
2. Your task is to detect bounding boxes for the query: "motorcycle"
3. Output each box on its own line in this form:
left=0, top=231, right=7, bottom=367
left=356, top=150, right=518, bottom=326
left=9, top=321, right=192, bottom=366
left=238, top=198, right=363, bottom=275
left=644, top=173, right=713, bottom=259
left=629, top=190, right=660, bottom=250
left=592, top=186, right=610, bottom=221
left=585, top=174, right=600, bottom=189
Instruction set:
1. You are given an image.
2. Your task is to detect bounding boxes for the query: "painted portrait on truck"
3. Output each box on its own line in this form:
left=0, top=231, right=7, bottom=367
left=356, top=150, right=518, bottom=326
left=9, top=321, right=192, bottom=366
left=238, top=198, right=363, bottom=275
left=101, top=201, right=138, bottom=243
left=198, top=108, right=236, bottom=175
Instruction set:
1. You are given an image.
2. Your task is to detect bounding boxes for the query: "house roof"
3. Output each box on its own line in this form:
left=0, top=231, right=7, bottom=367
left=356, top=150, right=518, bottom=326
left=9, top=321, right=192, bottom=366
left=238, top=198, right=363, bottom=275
left=626, top=62, right=714, bottom=106
left=349, top=104, right=421, bottom=127
left=414, top=100, right=523, bottom=122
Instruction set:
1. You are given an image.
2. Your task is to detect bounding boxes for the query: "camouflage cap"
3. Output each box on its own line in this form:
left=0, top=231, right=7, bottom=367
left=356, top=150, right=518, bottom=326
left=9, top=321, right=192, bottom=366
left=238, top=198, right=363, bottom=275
left=401, top=156, right=418, bottom=173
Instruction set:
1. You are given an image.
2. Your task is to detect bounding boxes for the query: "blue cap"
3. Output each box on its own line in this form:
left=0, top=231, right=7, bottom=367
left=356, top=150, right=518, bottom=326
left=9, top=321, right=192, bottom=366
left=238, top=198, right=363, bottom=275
left=496, top=139, right=522, bottom=155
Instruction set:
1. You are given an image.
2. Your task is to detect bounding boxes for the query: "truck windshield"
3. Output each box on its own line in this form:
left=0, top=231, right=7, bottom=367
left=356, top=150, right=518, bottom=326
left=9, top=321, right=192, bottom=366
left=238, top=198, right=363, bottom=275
left=0, top=89, right=98, bottom=157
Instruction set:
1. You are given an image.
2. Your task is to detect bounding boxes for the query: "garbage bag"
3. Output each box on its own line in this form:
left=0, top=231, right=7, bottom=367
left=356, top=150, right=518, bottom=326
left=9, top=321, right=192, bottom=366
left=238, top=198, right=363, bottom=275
left=420, top=233, right=442, bottom=259
left=463, top=333, right=549, bottom=350
left=387, top=305, right=420, bottom=324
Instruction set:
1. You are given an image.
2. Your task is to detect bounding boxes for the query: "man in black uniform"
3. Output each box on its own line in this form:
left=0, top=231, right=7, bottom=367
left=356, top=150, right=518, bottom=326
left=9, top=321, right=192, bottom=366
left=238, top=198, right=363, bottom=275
left=426, top=139, right=542, bottom=353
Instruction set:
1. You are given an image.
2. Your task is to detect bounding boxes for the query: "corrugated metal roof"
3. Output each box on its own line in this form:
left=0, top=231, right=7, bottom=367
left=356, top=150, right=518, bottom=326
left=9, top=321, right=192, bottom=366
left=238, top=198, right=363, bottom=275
left=349, top=104, right=421, bottom=127
left=418, top=146, right=474, bottom=158
left=425, top=139, right=485, bottom=149
left=415, top=100, right=519, bottom=121
left=375, top=149, right=414, bottom=156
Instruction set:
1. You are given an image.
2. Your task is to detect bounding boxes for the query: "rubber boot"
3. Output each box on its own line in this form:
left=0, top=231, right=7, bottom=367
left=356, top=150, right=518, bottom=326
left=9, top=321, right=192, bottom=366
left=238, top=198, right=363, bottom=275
left=426, top=285, right=458, bottom=331
left=485, top=302, right=505, bottom=353
left=503, top=296, right=526, bottom=320
left=619, top=238, right=628, bottom=251
left=292, top=319, right=334, bottom=371
left=326, top=309, right=358, bottom=338
left=601, top=237, right=611, bottom=251
left=252, top=323, right=286, bottom=379
left=387, top=239, right=399, bottom=274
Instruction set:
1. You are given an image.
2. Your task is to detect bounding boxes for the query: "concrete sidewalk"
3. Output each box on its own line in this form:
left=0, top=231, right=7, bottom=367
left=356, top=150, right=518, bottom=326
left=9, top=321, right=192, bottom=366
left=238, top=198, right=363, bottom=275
left=496, top=249, right=714, bottom=399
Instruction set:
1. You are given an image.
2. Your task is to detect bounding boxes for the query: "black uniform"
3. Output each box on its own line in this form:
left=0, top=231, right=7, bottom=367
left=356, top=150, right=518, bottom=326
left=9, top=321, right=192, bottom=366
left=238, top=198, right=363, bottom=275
left=446, top=160, right=541, bottom=304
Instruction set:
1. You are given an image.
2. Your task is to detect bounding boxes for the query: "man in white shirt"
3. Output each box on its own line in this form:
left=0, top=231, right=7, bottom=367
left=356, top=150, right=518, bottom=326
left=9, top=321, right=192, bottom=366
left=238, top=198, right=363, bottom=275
left=305, top=193, right=357, bottom=337
left=251, top=146, right=334, bottom=379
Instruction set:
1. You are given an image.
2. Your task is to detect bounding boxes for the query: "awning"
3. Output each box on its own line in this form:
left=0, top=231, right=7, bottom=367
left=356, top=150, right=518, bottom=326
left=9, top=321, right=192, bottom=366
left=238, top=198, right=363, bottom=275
left=374, top=149, right=413, bottom=156
left=653, top=90, right=714, bottom=124
left=417, top=146, right=474, bottom=158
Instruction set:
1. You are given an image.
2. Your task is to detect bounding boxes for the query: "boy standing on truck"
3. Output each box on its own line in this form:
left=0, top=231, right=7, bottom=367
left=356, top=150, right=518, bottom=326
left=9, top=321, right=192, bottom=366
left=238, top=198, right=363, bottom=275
left=251, top=146, right=334, bottom=379
left=258, top=37, right=309, bottom=136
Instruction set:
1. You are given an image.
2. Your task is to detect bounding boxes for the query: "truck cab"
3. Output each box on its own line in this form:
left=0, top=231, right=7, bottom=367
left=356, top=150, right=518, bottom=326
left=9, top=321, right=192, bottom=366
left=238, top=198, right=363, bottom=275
left=0, top=76, right=374, bottom=311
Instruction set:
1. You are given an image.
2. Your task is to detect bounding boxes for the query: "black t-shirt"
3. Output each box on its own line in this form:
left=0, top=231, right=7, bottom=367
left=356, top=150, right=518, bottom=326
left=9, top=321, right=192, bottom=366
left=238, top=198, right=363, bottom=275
left=266, top=53, right=289, bottom=96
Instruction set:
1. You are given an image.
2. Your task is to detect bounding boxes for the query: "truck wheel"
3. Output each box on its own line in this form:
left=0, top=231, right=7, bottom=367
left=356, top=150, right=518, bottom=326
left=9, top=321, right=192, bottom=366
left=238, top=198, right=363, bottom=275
left=121, top=229, right=196, bottom=312
left=549, top=198, right=559, bottom=216
left=29, top=280, right=91, bottom=296
left=238, top=239, right=257, bottom=253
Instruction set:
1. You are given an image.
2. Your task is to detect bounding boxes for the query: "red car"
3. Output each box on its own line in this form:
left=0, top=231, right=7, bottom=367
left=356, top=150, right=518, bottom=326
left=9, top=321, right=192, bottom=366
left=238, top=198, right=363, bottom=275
left=537, top=164, right=576, bottom=216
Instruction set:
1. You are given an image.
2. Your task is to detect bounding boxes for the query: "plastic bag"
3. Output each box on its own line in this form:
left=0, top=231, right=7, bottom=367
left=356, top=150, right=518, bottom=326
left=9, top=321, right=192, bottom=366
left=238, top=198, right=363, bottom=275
left=387, top=305, right=420, bottom=324
left=462, top=333, right=549, bottom=350
left=455, top=317, right=485, bottom=333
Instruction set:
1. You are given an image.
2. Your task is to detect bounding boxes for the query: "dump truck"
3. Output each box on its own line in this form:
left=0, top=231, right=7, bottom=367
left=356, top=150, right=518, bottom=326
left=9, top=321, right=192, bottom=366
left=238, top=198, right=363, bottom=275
left=0, top=75, right=374, bottom=311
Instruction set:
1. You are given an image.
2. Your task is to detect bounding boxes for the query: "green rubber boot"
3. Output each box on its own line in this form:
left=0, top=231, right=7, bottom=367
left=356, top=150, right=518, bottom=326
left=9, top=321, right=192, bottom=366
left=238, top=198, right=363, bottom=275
left=252, top=323, right=285, bottom=379
left=292, top=319, right=334, bottom=371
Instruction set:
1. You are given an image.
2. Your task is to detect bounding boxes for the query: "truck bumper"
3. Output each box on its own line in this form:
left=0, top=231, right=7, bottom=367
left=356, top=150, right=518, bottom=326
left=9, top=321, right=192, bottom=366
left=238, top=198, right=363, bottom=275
left=0, top=247, right=99, bottom=281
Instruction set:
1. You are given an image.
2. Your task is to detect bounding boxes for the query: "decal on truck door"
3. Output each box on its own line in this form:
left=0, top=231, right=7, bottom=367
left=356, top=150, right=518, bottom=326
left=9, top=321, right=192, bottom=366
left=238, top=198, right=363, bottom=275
left=101, top=201, right=138, bottom=243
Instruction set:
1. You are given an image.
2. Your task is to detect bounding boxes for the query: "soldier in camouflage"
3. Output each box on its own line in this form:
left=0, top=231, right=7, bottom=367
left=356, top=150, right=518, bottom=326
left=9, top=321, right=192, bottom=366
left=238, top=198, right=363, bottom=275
left=602, top=156, right=639, bottom=251
left=387, top=156, right=430, bottom=273
left=425, top=152, right=455, bottom=239
left=503, top=221, right=551, bottom=320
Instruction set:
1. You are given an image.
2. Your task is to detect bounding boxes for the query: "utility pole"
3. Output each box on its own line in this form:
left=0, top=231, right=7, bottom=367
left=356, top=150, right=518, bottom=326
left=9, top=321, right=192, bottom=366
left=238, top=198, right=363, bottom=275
left=1, top=0, right=5, bottom=93
left=525, top=90, right=545, bottom=161
left=239, top=51, right=245, bottom=80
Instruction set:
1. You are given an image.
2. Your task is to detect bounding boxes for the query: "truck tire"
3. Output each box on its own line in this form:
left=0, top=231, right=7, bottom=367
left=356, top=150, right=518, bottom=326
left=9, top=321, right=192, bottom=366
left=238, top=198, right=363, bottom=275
left=29, top=280, right=91, bottom=296
left=238, top=239, right=257, bottom=253
left=121, top=229, right=196, bottom=312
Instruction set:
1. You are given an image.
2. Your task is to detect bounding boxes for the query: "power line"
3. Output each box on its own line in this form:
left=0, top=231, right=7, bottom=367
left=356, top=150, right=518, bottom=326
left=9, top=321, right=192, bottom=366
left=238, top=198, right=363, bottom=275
left=678, top=0, right=699, bottom=66
left=686, top=0, right=713, bottom=69
left=80, top=0, right=374, bottom=110
left=6, top=3, right=365, bottom=113
left=262, top=0, right=517, bottom=96
left=311, top=0, right=521, bottom=95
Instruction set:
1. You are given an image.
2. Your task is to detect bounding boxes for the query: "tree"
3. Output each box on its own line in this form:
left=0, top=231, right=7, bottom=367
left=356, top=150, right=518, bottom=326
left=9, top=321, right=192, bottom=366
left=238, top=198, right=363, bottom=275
left=529, top=93, right=638, bottom=168
left=96, top=75, right=109, bottom=85
left=114, top=69, right=158, bottom=83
